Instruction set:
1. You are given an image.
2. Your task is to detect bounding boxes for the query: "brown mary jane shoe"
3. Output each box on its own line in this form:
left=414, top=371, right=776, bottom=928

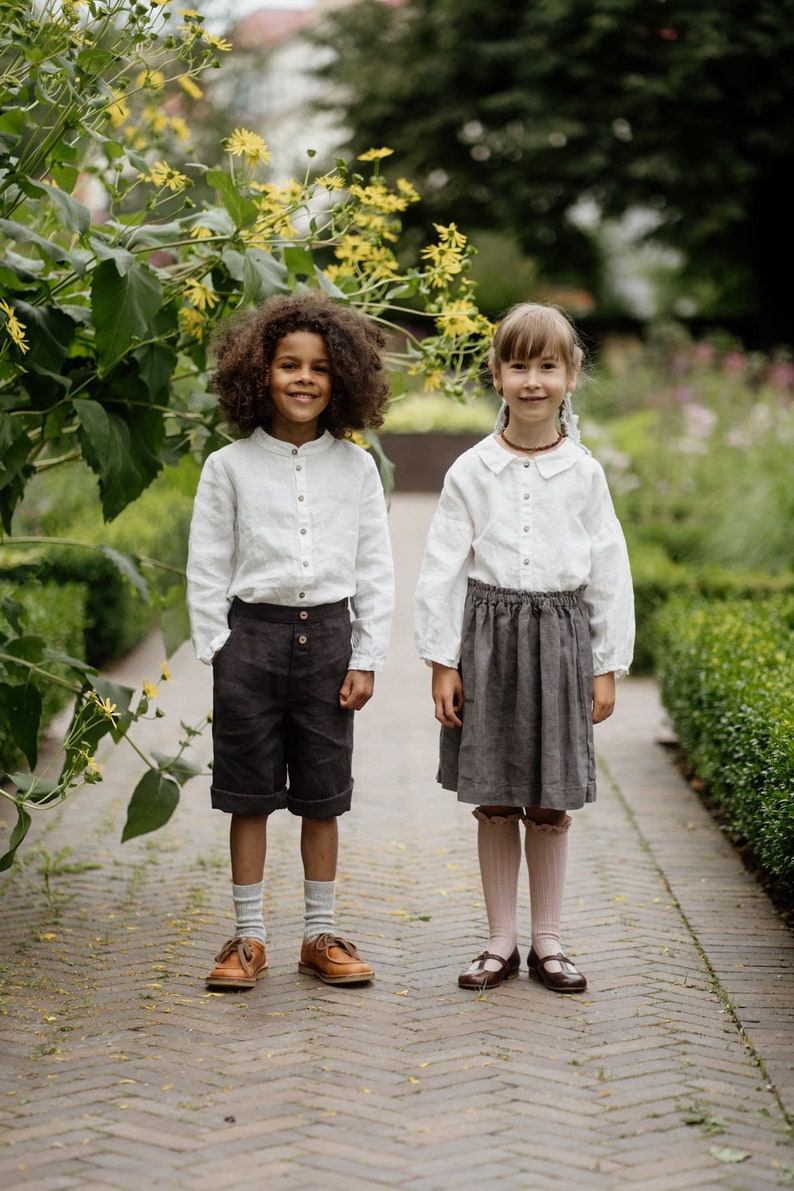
left=458, top=946, right=520, bottom=990
left=528, top=947, right=587, bottom=993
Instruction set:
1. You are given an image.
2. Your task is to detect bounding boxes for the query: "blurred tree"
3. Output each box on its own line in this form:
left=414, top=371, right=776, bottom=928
left=310, top=0, right=794, bottom=348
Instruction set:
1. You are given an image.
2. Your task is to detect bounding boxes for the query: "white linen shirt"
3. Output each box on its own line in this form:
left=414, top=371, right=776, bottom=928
left=414, top=433, right=635, bottom=678
left=186, top=429, right=394, bottom=668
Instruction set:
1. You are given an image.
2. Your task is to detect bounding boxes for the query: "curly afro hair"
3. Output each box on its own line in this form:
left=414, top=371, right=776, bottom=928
left=208, top=291, right=391, bottom=438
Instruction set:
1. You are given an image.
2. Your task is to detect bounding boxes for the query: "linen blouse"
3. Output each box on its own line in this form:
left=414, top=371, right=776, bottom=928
left=414, top=433, right=634, bottom=678
left=187, top=429, right=394, bottom=669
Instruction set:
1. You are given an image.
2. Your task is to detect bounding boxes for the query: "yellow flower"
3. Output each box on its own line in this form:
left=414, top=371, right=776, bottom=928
left=137, top=69, right=166, bottom=90
left=434, top=299, right=482, bottom=339
left=85, top=756, right=102, bottom=778
left=434, top=222, right=467, bottom=250
left=422, top=369, right=445, bottom=393
left=177, top=75, right=203, bottom=100
left=142, top=680, right=159, bottom=699
left=178, top=306, right=207, bottom=341
left=106, top=91, right=129, bottom=129
left=0, top=299, right=29, bottom=353
left=184, top=278, right=219, bottom=312
left=189, top=224, right=215, bottom=241
left=138, top=161, right=190, bottom=192
left=224, top=128, right=271, bottom=166
left=168, top=117, right=191, bottom=143
left=358, top=147, right=394, bottom=162
left=203, top=32, right=233, bottom=52
left=349, top=432, right=370, bottom=449
left=396, top=177, right=420, bottom=204
left=161, top=662, right=172, bottom=682
left=316, top=172, right=346, bottom=192
left=92, top=694, right=118, bottom=724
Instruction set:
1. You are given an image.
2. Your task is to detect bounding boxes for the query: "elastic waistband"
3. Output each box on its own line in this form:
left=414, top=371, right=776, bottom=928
left=231, top=597, right=349, bottom=624
left=467, top=579, right=584, bottom=609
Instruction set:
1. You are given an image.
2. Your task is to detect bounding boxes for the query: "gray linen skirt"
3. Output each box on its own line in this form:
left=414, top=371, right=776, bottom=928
left=437, top=579, right=597, bottom=810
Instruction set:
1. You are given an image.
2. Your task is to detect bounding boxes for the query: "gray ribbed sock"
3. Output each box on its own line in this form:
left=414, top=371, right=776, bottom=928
left=232, top=880, right=266, bottom=944
left=303, top=879, right=336, bottom=941
left=472, top=810, right=521, bottom=973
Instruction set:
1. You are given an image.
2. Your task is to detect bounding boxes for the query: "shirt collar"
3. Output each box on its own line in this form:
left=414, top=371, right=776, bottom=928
left=252, top=428, right=335, bottom=456
left=478, top=433, right=588, bottom=476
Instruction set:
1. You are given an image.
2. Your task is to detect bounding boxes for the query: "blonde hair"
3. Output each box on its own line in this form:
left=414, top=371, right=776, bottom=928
left=489, top=302, right=584, bottom=383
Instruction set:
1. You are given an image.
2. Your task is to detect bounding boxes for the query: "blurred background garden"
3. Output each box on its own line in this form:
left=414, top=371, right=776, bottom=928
left=1, top=0, right=792, bottom=909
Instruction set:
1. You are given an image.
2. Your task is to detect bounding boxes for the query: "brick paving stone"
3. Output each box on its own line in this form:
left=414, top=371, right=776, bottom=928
left=1, top=492, right=793, bottom=1190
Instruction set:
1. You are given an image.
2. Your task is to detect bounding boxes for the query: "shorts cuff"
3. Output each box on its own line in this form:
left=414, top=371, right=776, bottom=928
left=211, top=785, right=289, bottom=815
left=288, top=784, right=353, bottom=819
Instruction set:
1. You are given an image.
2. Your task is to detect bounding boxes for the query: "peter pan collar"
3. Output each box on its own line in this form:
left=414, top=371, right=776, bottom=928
left=477, top=432, right=589, bottom=477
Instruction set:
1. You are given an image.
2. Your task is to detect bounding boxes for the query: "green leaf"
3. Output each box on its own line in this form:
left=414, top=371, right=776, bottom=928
left=315, top=268, right=347, bottom=299
left=89, top=236, right=136, bottom=276
left=150, top=750, right=203, bottom=785
left=206, top=170, right=258, bottom=228
left=14, top=301, right=77, bottom=375
left=42, top=180, right=90, bottom=235
left=0, top=807, right=31, bottom=872
left=4, top=682, right=42, bottom=769
left=161, top=582, right=191, bottom=657
left=240, top=248, right=290, bottom=305
left=121, top=769, right=180, bottom=842
left=74, top=398, right=162, bottom=520
left=132, top=342, right=177, bottom=400
left=359, top=430, right=395, bottom=499
left=0, top=413, right=32, bottom=491
left=99, top=547, right=149, bottom=601
left=91, top=258, right=163, bottom=372
left=284, top=245, right=316, bottom=278
left=5, top=634, right=45, bottom=663
left=0, top=218, right=74, bottom=266
left=9, top=774, right=61, bottom=804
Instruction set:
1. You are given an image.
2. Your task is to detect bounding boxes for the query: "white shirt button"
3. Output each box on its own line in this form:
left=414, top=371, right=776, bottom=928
left=298, top=635, right=307, bottom=644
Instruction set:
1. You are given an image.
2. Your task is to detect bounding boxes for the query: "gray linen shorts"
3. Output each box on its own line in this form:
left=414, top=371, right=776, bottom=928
left=210, top=597, right=354, bottom=818
left=438, top=580, right=597, bottom=810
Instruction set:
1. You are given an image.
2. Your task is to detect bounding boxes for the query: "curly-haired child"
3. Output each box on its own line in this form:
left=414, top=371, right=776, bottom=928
left=187, top=291, right=394, bottom=990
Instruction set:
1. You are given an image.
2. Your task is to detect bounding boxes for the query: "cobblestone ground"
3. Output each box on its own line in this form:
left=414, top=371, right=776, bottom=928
left=1, top=494, right=792, bottom=1190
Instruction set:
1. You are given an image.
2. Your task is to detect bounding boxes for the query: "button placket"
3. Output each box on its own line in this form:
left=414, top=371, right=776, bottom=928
left=294, top=452, right=312, bottom=593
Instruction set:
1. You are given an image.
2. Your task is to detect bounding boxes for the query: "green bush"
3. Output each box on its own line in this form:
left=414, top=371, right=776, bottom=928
left=629, top=542, right=794, bottom=675
left=654, top=594, right=794, bottom=908
left=8, top=458, right=198, bottom=667
left=0, top=580, right=86, bottom=771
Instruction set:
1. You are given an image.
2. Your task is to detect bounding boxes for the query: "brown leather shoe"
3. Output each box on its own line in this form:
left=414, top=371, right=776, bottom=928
left=298, top=933, right=374, bottom=984
left=528, top=947, right=587, bottom=993
left=458, top=946, right=520, bottom=990
left=206, top=937, right=268, bottom=990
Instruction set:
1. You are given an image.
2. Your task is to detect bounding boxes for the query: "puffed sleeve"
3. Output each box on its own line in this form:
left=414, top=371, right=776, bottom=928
left=349, top=455, right=395, bottom=672
left=186, top=452, right=237, bottom=664
left=582, top=466, right=635, bottom=680
left=414, top=473, right=474, bottom=668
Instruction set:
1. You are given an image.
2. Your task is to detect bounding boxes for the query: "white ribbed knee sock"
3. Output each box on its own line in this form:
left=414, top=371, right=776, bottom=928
left=474, top=810, right=521, bottom=973
left=303, top=879, right=336, bottom=942
left=232, top=880, right=266, bottom=944
left=525, top=816, right=570, bottom=961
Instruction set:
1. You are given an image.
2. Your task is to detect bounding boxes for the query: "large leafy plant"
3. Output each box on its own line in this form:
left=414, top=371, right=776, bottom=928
left=0, top=0, right=491, bottom=869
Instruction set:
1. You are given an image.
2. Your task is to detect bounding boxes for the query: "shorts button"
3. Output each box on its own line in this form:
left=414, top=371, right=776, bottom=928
left=299, top=610, right=308, bottom=620
left=298, top=634, right=308, bottom=644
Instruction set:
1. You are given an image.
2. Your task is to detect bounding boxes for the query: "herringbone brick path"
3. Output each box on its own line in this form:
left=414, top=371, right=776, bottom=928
left=1, top=493, right=792, bottom=1190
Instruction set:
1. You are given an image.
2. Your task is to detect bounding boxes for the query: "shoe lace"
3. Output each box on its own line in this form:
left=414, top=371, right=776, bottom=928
left=312, top=932, right=359, bottom=957
left=214, top=936, right=256, bottom=974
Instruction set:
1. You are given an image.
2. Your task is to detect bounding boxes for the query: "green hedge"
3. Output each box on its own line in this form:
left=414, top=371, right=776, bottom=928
left=629, top=542, right=794, bottom=675
left=654, top=594, right=794, bottom=907
left=0, top=579, right=86, bottom=770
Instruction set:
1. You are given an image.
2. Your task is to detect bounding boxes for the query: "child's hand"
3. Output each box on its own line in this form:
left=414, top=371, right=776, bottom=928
left=431, top=663, right=464, bottom=728
left=592, top=672, right=616, bottom=723
left=339, top=669, right=374, bottom=710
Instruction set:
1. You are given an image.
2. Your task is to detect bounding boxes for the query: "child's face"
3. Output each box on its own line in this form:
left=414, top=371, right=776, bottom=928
left=492, top=351, right=574, bottom=441
left=268, top=331, right=332, bottom=444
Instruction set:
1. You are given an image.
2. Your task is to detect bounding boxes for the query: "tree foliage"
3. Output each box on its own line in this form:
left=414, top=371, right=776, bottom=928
left=0, top=0, right=491, bottom=870
left=311, top=0, right=794, bottom=348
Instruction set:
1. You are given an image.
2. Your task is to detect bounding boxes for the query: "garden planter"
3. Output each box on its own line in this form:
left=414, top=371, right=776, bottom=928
left=379, top=432, right=483, bottom=492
